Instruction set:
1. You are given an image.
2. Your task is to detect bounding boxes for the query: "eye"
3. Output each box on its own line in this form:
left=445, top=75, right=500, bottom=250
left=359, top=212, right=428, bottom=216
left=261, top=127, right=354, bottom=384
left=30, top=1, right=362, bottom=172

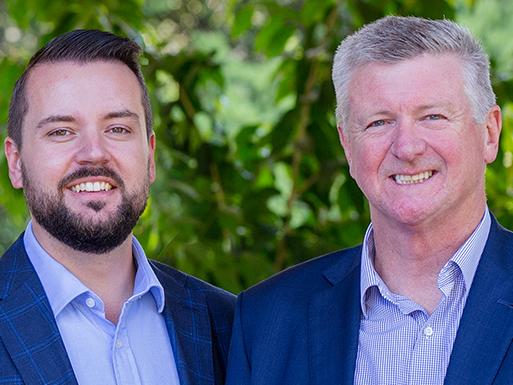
left=424, top=114, right=446, bottom=121
left=366, top=119, right=390, bottom=129
left=107, top=126, right=131, bottom=134
left=48, top=128, right=72, bottom=137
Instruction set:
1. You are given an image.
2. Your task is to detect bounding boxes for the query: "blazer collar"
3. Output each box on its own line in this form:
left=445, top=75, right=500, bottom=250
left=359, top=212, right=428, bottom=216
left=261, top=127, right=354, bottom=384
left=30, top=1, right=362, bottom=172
left=445, top=216, right=513, bottom=385
left=151, top=262, right=215, bottom=385
left=308, top=246, right=362, bottom=385
left=0, top=234, right=78, bottom=385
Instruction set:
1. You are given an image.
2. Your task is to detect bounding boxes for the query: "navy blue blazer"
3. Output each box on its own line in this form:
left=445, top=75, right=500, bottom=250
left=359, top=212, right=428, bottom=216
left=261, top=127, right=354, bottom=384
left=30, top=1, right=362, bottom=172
left=0, top=234, right=235, bottom=385
left=226, top=216, right=513, bottom=385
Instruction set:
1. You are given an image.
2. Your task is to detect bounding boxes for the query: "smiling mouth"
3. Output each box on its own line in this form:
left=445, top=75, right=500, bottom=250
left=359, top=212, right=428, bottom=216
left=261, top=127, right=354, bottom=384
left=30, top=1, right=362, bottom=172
left=393, top=170, right=434, bottom=185
left=70, top=181, right=113, bottom=193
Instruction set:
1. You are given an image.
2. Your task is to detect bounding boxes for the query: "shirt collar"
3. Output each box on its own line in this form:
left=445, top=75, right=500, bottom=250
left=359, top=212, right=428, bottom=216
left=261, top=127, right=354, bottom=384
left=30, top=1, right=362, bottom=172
left=24, top=221, right=165, bottom=317
left=131, top=236, right=165, bottom=312
left=359, top=209, right=491, bottom=318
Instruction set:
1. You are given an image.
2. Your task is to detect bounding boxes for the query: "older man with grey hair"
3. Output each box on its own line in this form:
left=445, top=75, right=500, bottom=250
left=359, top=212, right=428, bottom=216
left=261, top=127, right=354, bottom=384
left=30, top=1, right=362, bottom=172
left=225, top=16, right=513, bottom=385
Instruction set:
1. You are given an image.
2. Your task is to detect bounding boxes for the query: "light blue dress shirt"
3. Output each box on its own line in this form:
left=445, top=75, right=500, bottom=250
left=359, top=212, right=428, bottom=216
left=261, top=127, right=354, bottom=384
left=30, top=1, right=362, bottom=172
left=24, top=221, right=180, bottom=385
left=354, top=210, right=491, bottom=385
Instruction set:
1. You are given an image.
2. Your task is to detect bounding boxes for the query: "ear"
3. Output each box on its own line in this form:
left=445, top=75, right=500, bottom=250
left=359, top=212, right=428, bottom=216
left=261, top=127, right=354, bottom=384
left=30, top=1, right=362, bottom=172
left=148, top=131, right=156, bottom=184
left=4, top=137, right=23, bottom=189
left=483, top=105, right=502, bottom=164
left=337, top=125, right=352, bottom=167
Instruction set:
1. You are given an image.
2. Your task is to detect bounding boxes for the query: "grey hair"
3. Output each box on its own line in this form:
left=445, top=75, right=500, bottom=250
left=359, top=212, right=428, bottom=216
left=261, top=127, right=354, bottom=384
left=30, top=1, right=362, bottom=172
left=332, top=16, right=495, bottom=128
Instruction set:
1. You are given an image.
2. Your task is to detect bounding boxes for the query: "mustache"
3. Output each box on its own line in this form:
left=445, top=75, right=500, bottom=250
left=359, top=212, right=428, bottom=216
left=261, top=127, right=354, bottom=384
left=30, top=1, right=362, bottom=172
left=58, top=167, right=125, bottom=190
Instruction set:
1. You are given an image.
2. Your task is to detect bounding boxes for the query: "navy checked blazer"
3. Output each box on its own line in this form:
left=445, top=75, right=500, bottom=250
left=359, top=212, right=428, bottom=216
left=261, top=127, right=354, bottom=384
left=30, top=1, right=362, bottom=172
left=226, top=215, right=513, bottom=385
left=0, top=234, right=236, bottom=385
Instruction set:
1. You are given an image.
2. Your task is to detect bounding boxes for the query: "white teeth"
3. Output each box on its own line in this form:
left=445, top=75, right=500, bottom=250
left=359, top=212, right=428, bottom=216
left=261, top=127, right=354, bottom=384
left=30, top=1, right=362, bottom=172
left=70, top=181, right=113, bottom=192
left=394, top=170, right=433, bottom=185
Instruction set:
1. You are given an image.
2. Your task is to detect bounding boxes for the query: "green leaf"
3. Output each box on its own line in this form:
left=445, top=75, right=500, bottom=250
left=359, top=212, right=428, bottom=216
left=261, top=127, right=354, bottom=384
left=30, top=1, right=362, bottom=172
left=231, top=3, right=254, bottom=38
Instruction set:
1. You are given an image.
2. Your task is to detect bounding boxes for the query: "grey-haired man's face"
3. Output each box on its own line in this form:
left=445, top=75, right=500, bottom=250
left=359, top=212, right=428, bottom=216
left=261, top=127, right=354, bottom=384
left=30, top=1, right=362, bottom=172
left=338, top=53, right=500, bottom=229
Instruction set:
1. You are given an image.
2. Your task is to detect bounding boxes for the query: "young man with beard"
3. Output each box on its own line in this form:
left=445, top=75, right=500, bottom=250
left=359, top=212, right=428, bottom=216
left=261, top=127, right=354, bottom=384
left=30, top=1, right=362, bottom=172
left=226, top=17, right=513, bottom=385
left=0, top=30, right=235, bottom=385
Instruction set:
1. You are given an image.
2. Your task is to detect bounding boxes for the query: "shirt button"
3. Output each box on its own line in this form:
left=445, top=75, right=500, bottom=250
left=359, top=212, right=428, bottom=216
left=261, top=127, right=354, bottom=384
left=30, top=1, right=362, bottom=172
left=423, top=326, right=434, bottom=337
left=85, top=297, right=95, bottom=308
left=115, top=340, right=123, bottom=349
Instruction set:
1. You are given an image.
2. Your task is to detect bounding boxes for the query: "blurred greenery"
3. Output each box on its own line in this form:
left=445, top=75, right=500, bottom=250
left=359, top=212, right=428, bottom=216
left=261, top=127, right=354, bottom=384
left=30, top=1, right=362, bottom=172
left=0, top=0, right=512, bottom=293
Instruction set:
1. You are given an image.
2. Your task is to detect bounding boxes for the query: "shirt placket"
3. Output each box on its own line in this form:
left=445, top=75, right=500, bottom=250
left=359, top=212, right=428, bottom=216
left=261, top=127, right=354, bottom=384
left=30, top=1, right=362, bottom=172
left=112, top=301, right=142, bottom=385
left=407, top=306, right=446, bottom=385
left=407, top=269, right=463, bottom=385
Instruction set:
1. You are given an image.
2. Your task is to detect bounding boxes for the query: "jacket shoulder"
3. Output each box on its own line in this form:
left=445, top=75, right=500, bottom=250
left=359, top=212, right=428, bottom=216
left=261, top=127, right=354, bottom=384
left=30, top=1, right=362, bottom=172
left=150, top=259, right=236, bottom=310
left=243, top=245, right=361, bottom=302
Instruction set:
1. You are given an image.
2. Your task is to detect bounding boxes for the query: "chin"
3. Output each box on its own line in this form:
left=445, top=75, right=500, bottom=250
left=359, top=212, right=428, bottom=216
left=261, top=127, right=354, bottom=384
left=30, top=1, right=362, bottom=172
left=378, top=203, right=435, bottom=227
left=73, top=209, right=116, bottom=224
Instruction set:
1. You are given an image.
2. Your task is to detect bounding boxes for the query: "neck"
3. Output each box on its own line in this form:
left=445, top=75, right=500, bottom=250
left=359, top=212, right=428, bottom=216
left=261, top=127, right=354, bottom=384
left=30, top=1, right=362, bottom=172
left=370, top=203, right=485, bottom=314
left=31, top=220, right=136, bottom=324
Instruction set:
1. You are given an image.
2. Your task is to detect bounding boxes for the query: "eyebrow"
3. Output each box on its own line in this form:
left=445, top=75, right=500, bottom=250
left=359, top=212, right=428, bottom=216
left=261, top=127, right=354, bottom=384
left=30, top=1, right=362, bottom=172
left=416, top=104, right=448, bottom=111
left=36, top=115, right=76, bottom=129
left=415, top=104, right=459, bottom=117
left=103, top=109, right=140, bottom=121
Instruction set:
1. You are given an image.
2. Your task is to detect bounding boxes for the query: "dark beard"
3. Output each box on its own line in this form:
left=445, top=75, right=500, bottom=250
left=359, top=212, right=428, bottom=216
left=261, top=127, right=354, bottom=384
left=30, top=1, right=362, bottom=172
left=23, top=166, right=148, bottom=254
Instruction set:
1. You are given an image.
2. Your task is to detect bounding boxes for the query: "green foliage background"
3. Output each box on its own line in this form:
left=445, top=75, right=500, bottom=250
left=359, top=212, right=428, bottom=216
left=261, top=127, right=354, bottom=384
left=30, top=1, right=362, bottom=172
left=0, top=0, right=512, bottom=293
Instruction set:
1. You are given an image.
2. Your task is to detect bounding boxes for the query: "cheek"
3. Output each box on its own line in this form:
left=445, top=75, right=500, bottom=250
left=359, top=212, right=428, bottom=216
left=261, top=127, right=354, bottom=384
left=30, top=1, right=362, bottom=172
left=117, top=149, right=152, bottom=179
left=351, top=141, right=386, bottom=175
left=21, top=154, right=69, bottom=187
left=437, top=133, right=481, bottom=167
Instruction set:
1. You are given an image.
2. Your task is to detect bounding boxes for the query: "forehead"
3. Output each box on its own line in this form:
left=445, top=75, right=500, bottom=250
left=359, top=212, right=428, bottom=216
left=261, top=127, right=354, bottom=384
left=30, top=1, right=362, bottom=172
left=24, top=60, right=144, bottom=119
left=347, top=54, right=467, bottom=115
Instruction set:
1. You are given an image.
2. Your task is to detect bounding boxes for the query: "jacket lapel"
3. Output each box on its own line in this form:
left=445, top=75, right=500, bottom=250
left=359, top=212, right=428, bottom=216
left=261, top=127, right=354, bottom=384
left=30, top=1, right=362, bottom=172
left=0, top=235, right=78, bottom=385
left=153, top=264, right=215, bottom=385
left=308, top=248, right=361, bottom=385
left=445, top=219, right=513, bottom=385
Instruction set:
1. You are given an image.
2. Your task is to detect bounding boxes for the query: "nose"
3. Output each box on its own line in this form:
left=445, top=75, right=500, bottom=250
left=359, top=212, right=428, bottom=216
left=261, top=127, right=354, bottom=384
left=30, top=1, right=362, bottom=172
left=390, top=121, right=427, bottom=162
left=74, top=130, right=111, bottom=165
